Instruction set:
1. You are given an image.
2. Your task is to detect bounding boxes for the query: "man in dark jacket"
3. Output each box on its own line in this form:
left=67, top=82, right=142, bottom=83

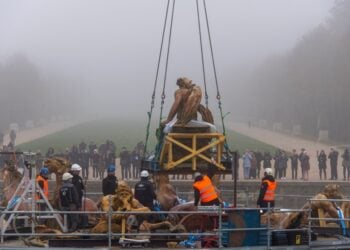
left=255, top=151, right=263, bottom=179
left=69, top=163, right=85, bottom=209
left=257, top=168, right=277, bottom=213
left=80, top=149, right=90, bottom=180
left=263, top=151, right=272, bottom=169
left=131, top=149, right=141, bottom=179
left=91, top=149, right=100, bottom=180
left=328, top=148, right=339, bottom=180
left=341, top=149, right=350, bottom=180
left=134, top=170, right=156, bottom=210
left=102, top=165, right=118, bottom=196
left=59, top=172, right=80, bottom=232
left=120, top=147, right=131, bottom=180
left=318, top=150, right=327, bottom=180
left=290, top=149, right=299, bottom=180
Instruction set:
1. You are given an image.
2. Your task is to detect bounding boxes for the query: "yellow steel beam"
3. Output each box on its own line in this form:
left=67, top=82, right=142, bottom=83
left=192, top=134, right=197, bottom=171
left=162, top=133, right=226, bottom=170
left=165, top=137, right=224, bottom=168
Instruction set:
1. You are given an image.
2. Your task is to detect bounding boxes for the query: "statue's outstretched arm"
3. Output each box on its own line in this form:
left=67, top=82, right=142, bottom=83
left=162, top=91, right=183, bottom=125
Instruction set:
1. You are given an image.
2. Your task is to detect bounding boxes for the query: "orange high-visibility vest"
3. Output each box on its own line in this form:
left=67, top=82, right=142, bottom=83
left=193, top=175, right=218, bottom=203
left=263, top=180, right=276, bottom=201
left=36, top=175, right=49, bottom=200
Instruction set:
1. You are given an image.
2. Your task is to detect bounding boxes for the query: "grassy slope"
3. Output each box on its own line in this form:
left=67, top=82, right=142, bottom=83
left=17, top=119, right=278, bottom=154
left=225, top=130, right=277, bottom=154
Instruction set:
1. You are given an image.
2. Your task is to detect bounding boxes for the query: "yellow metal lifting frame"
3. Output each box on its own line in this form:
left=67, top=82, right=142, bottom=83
left=159, top=132, right=226, bottom=171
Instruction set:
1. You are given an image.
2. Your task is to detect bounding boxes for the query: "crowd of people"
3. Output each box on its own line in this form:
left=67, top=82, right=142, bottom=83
left=43, top=140, right=117, bottom=180
left=238, top=147, right=350, bottom=181
left=0, top=140, right=145, bottom=181
left=1, top=135, right=350, bottom=183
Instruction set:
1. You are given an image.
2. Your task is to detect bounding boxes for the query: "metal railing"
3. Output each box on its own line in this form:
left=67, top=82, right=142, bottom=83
left=2, top=198, right=350, bottom=249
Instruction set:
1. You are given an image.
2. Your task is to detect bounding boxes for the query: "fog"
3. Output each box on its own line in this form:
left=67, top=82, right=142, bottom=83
left=0, top=1, right=339, bottom=137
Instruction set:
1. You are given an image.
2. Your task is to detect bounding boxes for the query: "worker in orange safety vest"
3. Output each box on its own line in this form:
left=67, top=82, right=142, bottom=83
left=193, top=172, right=221, bottom=206
left=257, top=168, right=277, bottom=213
left=36, top=166, right=49, bottom=211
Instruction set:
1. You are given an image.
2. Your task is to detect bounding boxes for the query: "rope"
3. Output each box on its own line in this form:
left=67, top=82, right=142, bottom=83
left=202, top=0, right=229, bottom=149
left=159, top=0, right=176, bottom=127
left=196, top=0, right=209, bottom=108
left=144, top=0, right=171, bottom=157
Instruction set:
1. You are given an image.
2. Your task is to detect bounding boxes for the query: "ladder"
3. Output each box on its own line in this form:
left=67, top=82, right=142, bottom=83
left=0, top=165, right=66, bottom=243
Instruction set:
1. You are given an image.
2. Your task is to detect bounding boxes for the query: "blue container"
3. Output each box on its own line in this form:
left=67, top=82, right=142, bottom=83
left=225, top=209, right=261, bottom=247
left=258, top=225, right=268, bottom=246
left=221, top=222, right=230, bottom=247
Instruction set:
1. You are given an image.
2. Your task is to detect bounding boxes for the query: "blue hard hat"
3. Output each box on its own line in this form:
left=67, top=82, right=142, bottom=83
left=107, top=165, right=116, bottom=173
left=40, top=167, right=49, bottom=175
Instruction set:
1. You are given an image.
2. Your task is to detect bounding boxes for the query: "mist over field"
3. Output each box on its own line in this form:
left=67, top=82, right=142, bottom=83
left=2, top=0, right=348, bottom=142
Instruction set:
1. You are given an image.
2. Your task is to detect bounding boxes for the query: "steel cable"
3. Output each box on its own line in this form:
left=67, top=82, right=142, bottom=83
left=159, top=0, right=176, bottom=127
left=144, top=0, right=171, bottom=156
left=196, top=0, right=209, bottom=108
left=203, top=0, right=229, bottom=150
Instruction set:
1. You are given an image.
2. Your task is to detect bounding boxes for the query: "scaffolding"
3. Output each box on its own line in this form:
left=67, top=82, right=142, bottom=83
left=0, top=153, right=66, bottom=243
left=1, top=201, right=350, bottom=249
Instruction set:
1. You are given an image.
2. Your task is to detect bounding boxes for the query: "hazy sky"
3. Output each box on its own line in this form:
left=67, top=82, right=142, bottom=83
left=0, top=0, right=335, bottom=118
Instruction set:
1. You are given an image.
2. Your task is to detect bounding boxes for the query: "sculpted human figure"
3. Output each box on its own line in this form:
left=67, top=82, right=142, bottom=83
left=279, top=184, right=343, bottom=229
left=161, top=77, right=213, bottom=127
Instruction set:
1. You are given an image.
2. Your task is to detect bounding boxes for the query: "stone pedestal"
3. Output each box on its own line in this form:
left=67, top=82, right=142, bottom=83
left=292, top=125, right=301, bottom=136
left=273, top=122, right=282, bottom=132
left=25, top=120, right=34, bottom=129
left=258, top=119, right=267, bottom=128
left=318, top=130, right=329, bottom=142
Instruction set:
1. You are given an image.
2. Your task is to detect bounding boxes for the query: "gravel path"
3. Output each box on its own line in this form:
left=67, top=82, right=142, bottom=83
left=226, top=121, right=336, bottom=181
left=3, top=121, right=79, bottom=146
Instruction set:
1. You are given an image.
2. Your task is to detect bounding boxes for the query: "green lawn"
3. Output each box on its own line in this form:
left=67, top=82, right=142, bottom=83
left=17, top=119, right=278, bottom=154
left=225, top=130, right=278, bottom=154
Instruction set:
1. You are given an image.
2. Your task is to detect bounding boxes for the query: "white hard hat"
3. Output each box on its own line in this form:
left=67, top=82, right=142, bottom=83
left=71, top=163, right=82, bottom=171
left=264, top=168, right=273, bottom=175
left=62, top=172, right=73, bottom=181
left=140, top=170, right=149, bottom=178
left=194, top=172, right=201, bottom=178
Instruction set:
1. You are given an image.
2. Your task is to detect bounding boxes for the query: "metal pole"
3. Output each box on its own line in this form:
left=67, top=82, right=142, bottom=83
left=218, top=205, right=223, bottom=249
left=108, top=195, right=112, bottom=250
left=31, top=164, right=36, bottom=236
left=233, top=152, right=237, bottom=207
left=245, top=189, right=249, bottom=207
left=0, top=211, right=3, bottom=243
left=64, top=214, right=68, bottom=233
left=267, top=203, right=271, bottom=250
left=308, top=199, right=312, bottom=249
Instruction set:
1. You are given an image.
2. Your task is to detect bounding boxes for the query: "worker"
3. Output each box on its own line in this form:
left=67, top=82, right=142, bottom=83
left=134, top=170, right=157, bottom=210
left=69, top=163, right=85, bottom=209
left=257, top=168, right=277, bottom=213
left=59, top=172, right=80, bottom=232
left=193, top=172, right=221, bottom=206
left=102, top=164, right=118, bottom=196
left=36, top=167, right=49, bottom=211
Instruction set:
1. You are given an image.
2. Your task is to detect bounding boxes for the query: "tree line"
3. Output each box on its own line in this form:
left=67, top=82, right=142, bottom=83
left=247, top=1, right=350, bottom=142
left=0, top=54, right=78, bottom=132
